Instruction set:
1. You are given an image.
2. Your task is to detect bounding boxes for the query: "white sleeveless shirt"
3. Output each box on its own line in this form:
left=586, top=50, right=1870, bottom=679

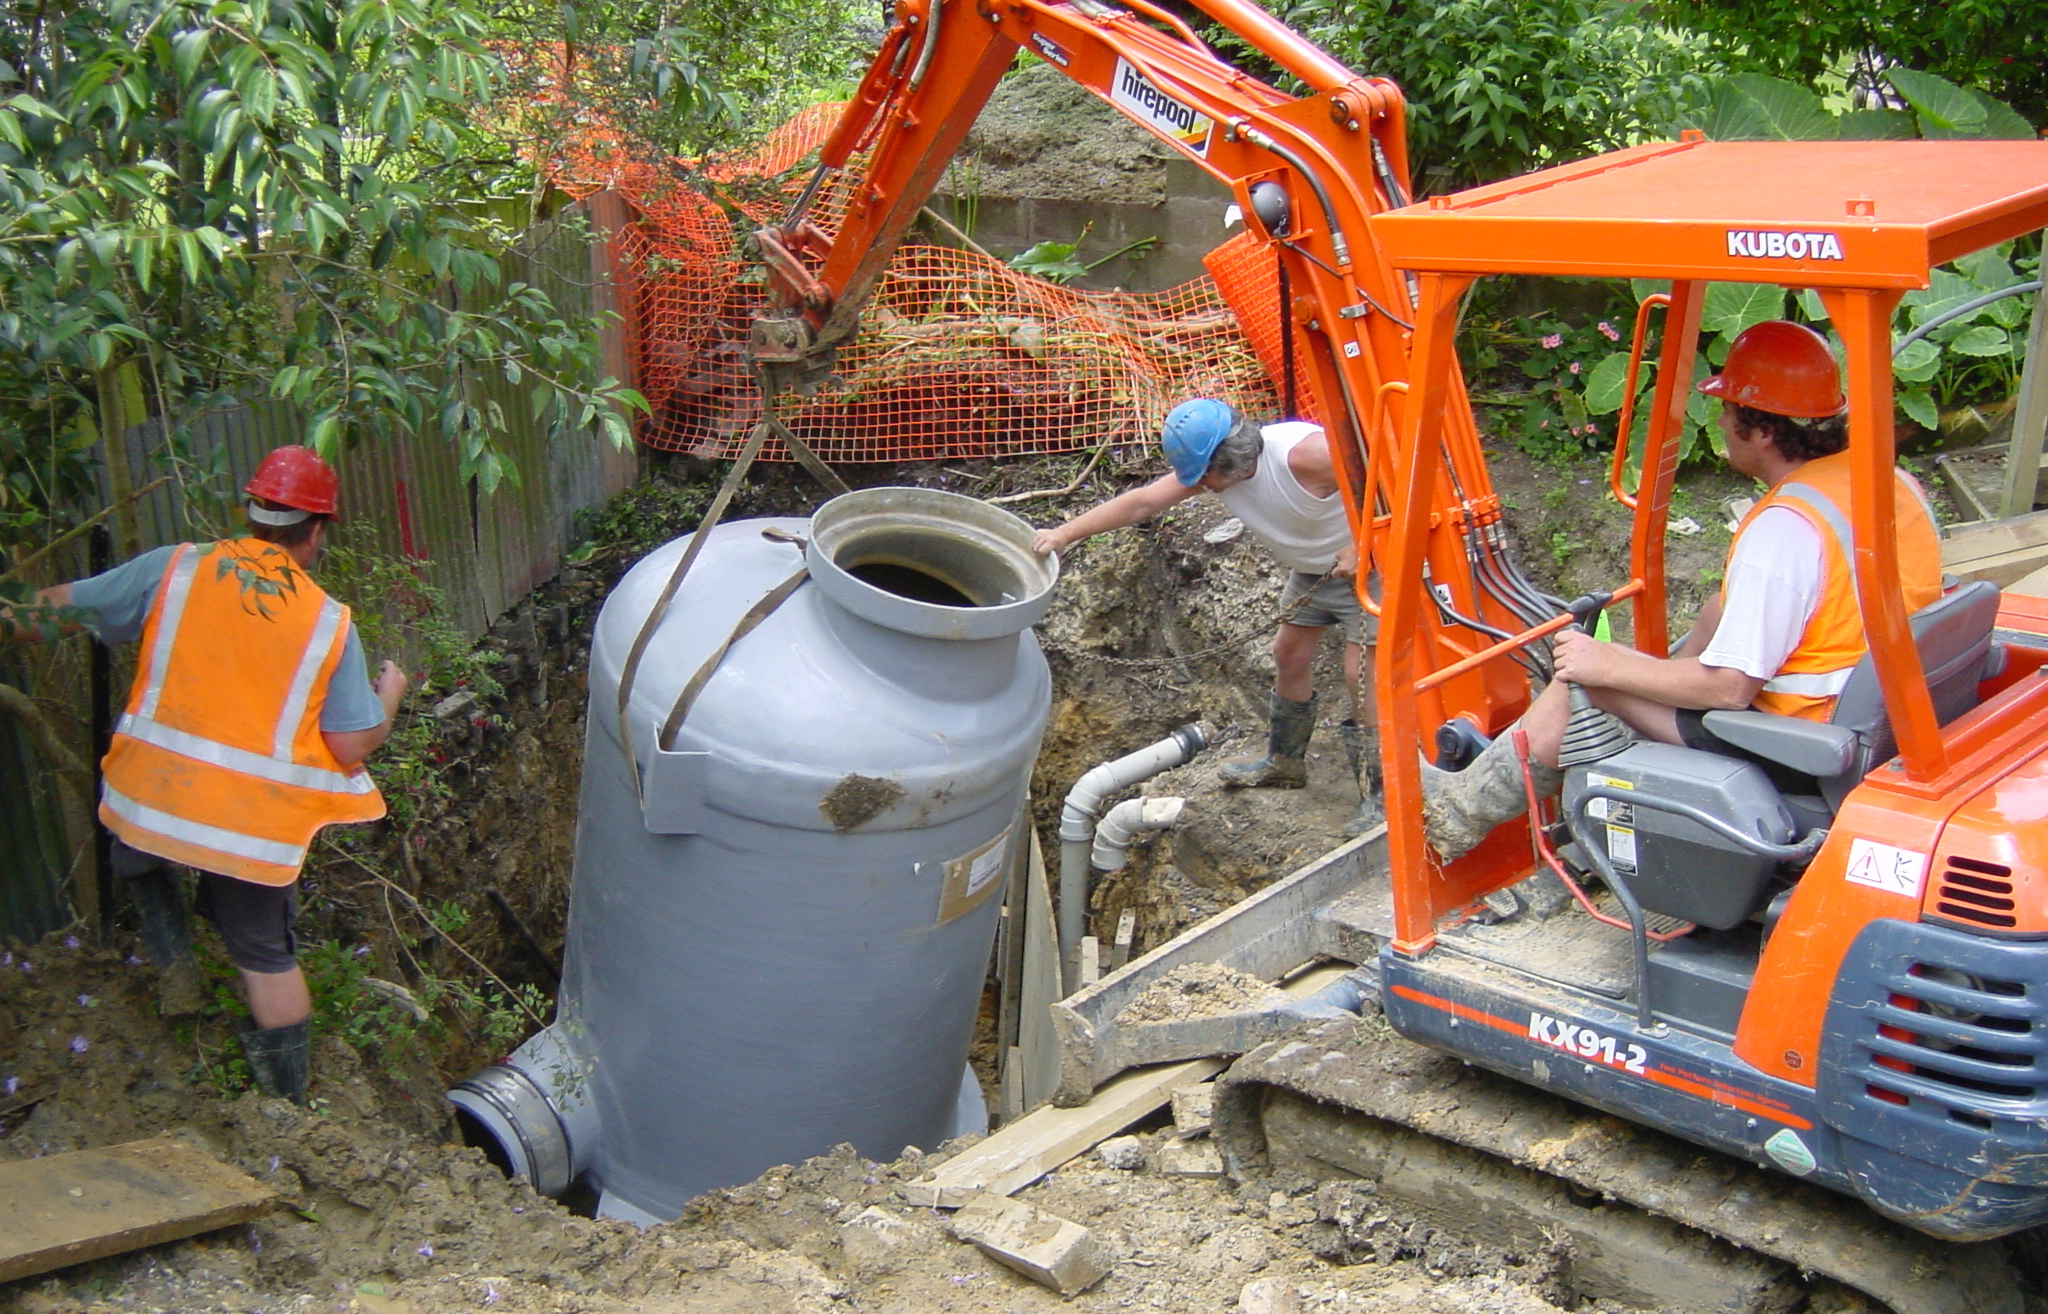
left=1215, top=422, right=1349, bottom=573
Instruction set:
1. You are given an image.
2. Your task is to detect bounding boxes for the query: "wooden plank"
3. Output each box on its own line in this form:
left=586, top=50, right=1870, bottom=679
left=2006, top=562, right=2048, bottom=599
left=1942, top=508, right=2048, bottom=586
left=2000, top=284, right=2048, bottom=518
left=1014, top=831, right=1064, bottom=1112
left=903, top=1057, right=1226, bottom=1207
left=0, top=1136, right=275, bottom=1283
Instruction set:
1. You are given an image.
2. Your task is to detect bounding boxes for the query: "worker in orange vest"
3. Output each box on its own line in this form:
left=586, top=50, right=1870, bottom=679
left=1423, top=321, right=1943, bottom=862
left=4, top=447, right=407, bottom=1103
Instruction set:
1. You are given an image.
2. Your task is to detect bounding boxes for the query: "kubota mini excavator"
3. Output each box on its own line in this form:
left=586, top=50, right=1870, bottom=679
left=744, top=0, right=2048, bottom=1307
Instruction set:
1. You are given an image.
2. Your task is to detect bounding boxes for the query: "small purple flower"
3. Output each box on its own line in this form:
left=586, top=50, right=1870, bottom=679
left=354, top=946, right=371, bottom=958
left=1541, top=333, right=1563, bottom=349
left=1568, top=361, right=1581, bottom=375
left=69, top=1036, right=89, bottom=1054
left=126, top=954, right=144, bottom=967
left=511, top=1206, right=524, bottom=1214
left=484, top=1285, right=501, bottom=1305
left=1598, top=320, right=1620, bottom=341
left=1, top=953, right=11, bottom=966
left=18, top=960, right=30, bottom=973
left=268, top=1156, right=281, bottom=1173
left=5, top=1076, right=18, bottom=1096
left=246, top=1228, right=263, bottom=1254
left=63, top=936, right=79, bottom=950
left=417, top=1243, right=434, bottom=1259
left=76, top=994, right=95, bottom=1008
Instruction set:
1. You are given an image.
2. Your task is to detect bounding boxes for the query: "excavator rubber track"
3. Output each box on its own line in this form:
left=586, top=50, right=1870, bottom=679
left=1043, top=831, right=2038, bottom=1314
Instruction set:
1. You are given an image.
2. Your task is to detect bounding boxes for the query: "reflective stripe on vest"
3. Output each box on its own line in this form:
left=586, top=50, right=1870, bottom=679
left=101, top=540, right=385, bottom=884
left=1761, top=667, right=1855, bottom=697
left=117, top=552, right=372, bottom=796
left=113, top=709, right=377, bottom=795
left=1762, top=481, right=1861, bottom=689
left=135, top=547, right=201, bottom=721
left=1733, top=453, right=1944, bottom=721
left=102, top=784, right=308, bottom=870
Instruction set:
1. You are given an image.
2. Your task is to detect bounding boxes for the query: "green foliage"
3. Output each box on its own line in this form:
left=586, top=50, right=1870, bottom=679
left=497, top=0, right=868, bottom=161
left=316, top=543, right=504, bottom=827
left=0, top=0, right=651, bottom=570
left=1687, top=69, right=2036, bottom=141
left=1795, top=245, right=2040, bottom=431
left=1217, top=0, right=1722, bottom=188
left=1007, top=229, right=1159, bottom=286
left=1652, top=0, right=2048, bottom=126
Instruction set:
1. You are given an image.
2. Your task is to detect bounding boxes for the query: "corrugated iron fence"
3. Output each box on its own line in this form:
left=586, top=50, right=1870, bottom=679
left=1, top=197, right=641, bottom=942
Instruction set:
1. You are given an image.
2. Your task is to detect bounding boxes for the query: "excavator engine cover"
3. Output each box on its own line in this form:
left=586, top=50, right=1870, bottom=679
left=1563, top=743, right=1797, bottom=931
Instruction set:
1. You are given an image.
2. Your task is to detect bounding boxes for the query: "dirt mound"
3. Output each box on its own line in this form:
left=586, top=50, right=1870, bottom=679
left=961, top=62, right=1176, bottom=206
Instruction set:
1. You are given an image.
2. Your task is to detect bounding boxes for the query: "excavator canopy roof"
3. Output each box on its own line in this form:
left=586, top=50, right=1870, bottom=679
left=1371, top=139, right=2048, bottom=288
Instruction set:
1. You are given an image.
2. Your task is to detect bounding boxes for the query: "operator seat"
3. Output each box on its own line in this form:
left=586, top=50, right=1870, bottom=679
left=1700, top=579, right=2003, bottom=813
left=1587, top=582, right=2003, bottom=933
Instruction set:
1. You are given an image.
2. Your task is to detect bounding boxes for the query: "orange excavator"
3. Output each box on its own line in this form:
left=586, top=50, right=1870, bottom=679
left=747, top=0, right=2048, bottom=1307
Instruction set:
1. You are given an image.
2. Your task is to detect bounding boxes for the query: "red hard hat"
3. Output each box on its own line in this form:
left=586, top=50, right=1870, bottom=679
left=1696, top=320, right=1845, bottom=419
left=245, top=446, right=340, bottom=518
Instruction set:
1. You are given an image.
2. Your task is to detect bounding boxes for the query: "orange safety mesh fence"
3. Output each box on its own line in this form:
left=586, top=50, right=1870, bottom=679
left=552, top=104, right=1295, bottom=463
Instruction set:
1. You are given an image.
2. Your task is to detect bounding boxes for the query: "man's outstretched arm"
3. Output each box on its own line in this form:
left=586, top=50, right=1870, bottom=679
left=1032, top=474, right=1201, bottom=555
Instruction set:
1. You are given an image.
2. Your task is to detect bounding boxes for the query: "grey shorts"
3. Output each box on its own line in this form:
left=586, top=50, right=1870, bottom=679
left=1279, top=569, right=1379, bottom=645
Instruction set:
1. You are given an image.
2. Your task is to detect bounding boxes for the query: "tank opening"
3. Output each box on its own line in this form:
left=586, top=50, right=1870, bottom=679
left=453, top=1104, right=518, bottom=1179
left=848, top=559, right=978, bottom=607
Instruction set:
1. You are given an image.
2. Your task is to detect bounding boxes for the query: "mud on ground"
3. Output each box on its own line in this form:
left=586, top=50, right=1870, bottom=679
left=1, top=443, right=1783, bottom=1314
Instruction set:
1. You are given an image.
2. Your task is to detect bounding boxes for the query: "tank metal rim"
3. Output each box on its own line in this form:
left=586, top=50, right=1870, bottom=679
left=807, top=487, right=1058, bottom=640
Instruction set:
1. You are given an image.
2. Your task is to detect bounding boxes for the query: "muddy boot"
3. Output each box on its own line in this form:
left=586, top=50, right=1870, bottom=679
left=1219, top=693, right=1315, bottom=789
left=240, top=1019, right=311, bottom=1105
left=125, top=865, right=207, bottom=1017
left=1336, top=719, right=1383, bottom=837
left=1421, top=732, right=1561, bottom=863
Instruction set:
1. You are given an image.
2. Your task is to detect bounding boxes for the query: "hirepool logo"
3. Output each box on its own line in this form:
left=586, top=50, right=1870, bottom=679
left=1726, top=229, right=1845, bottom=261
left=1111, top=58, right=1212, bottom=157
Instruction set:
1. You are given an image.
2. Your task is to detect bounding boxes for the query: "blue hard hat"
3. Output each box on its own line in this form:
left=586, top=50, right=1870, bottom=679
left=1162, top=399, right=1238, bottom=486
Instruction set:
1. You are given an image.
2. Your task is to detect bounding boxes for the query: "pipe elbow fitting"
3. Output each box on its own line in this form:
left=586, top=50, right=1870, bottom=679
left=1091, top=795, right=1186, bottom=872
left=1059, top=723, right=1210, bottom=837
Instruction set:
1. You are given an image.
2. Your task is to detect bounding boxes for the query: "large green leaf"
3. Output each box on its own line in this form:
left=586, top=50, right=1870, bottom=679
left=1700, top=282, right=1785, bottom=337
left=1693, top=74, right=1837, bottom=141
left=1834, top=108, right=1915, bottom=141
left=1892, top=337, right=1941, bottom=383
left=1888, top=68, right=1987, bottom=139
left=1582, top=351, right=1631, bottom=415
left=1897, top=388, right=1938, bottom=431
left=1957, top=247, right=2023, bottom=293
left=1965, top=90, right=2038, bottom=141
left=1950, top=325, right=2013, bottom=357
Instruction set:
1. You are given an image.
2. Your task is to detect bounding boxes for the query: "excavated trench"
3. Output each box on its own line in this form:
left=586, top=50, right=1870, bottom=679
left=4, top=451, right=1937, bottom=1314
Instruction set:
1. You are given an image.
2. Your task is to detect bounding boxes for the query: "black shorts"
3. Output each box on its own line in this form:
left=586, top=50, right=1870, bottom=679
left=194, top=874, right=300, bottom=974
left=114, top=840, right=300, bottom=973
left=1673, top=708, right=1817, bottom=794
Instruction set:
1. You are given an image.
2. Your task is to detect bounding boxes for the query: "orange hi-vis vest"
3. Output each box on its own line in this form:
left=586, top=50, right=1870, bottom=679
left=1727, top=450, right=1943, bottom=722
left=99, top=541, right=386, bottom=885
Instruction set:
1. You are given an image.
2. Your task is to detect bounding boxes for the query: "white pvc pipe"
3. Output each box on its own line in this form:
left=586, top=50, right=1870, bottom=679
left=1058, top=724, right=1207, bottom=970
left=1092, top=796, right=1186, bottom=872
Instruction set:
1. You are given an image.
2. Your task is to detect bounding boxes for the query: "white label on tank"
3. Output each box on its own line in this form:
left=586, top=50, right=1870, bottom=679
left=1606, top=825, right=1637, bottom=868
left=1844, top=838, right=1927, bottom=898
left=937, top=827, right=1012, bottom=924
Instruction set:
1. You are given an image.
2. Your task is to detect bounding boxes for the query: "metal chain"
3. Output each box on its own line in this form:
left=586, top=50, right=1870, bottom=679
left=1044, top=568, right=1338, bottom=669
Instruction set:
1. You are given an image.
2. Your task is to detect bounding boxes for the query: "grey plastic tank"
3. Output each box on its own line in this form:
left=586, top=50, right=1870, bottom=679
left=450, top=487, right=1056, bottom=1222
